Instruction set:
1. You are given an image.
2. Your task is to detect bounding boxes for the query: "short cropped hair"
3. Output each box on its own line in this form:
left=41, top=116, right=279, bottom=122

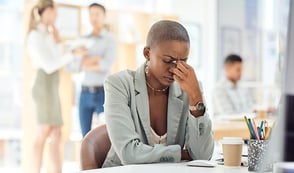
left=146, top=20, right=190, bottom=48
left=89, top=3, right=106, bottom=13
left=224, top=54, right=243, bottom=64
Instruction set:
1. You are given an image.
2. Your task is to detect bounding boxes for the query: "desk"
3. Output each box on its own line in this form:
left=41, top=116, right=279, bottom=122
left=72, top=163, right=253, bottom=173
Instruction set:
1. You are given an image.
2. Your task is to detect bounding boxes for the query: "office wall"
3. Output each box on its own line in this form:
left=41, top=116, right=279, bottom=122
left=217, top=0, right=284, bottom=86
left=217, top=0, right=263, bottom=82
left=170, top=0, right=282, bottom=113
left=170, top=0, right=217, bottom=115
left=218, top=0, right=245, bottom=28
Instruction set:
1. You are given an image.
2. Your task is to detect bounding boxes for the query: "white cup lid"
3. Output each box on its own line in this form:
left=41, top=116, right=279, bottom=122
left=220, top=137, right=243, bottom=144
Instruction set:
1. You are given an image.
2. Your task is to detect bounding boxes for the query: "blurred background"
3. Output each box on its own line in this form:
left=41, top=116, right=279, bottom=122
left=0, top=0, right=290, bottom=172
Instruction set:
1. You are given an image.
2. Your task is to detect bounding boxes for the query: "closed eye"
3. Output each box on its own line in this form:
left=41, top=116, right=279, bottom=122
left=162, top=54, right=188, bottom=63
left=162, top=59, right=177, bottom=64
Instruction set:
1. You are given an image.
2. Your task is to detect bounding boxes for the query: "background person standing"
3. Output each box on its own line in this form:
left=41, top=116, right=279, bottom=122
left=69, top=3, right=118, bottom=137
left=26, top=0, right=72, bottom=172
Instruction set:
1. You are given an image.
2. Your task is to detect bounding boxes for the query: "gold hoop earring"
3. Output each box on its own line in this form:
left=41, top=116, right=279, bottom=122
left=145, top=61, right=150, bottom=74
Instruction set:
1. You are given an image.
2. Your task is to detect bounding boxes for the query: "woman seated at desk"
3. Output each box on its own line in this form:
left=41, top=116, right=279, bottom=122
left=102, top=20, right=214, bottom=167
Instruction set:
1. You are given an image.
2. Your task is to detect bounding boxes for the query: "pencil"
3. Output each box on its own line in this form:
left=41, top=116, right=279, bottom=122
left=265, top=127, right=271, bottom=139
left=244, top=116, right=253, bottom=138
left=248, top=118, right=256, bottom=139
left=252, top=119, right=260, bottom=140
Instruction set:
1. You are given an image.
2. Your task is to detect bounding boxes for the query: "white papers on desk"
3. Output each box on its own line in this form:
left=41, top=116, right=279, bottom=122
left=214, top=113, right=256, bottom=121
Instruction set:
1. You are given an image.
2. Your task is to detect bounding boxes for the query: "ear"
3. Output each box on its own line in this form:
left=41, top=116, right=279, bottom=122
left=143, top=47, right=150, bottom=61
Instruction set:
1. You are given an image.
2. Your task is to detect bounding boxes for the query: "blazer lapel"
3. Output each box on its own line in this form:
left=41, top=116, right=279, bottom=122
left=167, top=82, right=184, bottom=145
left=134, top=65, right=151, bottom=144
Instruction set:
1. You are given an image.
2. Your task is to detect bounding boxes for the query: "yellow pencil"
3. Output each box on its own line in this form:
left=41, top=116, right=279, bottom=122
left=244, top=116, right=253, bottom=138
left=265, top=127, right=271, bottom=140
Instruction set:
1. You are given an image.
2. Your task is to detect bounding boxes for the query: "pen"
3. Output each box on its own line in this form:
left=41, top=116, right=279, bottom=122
left=258, top=121, right=264, bottom=139
left=260, top=128, right=264, bottom=140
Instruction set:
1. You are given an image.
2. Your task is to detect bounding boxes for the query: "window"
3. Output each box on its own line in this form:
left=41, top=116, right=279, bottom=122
left=0, top=0, right=23, bottom=166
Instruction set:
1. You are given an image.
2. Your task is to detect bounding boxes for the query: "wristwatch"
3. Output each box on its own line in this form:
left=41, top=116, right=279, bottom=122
left=189, top=101, right=206, bottom=112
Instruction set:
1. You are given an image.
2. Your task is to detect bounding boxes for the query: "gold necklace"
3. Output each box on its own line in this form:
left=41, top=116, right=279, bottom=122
left=146, top=81, right=169, bottom=93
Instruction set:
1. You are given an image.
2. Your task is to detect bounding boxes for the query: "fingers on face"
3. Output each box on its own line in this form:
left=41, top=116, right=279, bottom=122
left=173, top=68, right=185, bottom=80
left=176, top=62, right=189, bottom=74
left=169, top=61, right=194, bottom=80
left=173, top=74, right=182, bottom=82
left=172, top=68, right=180, bottom=78
left=174, top=61, right=190, bottom=79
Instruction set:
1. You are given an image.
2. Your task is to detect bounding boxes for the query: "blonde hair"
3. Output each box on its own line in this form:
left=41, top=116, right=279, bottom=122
left=27, top=0, right=54, bottom=34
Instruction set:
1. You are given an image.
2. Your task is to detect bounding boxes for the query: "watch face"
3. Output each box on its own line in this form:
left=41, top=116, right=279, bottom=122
left=196, top=102, right=205, bottom=110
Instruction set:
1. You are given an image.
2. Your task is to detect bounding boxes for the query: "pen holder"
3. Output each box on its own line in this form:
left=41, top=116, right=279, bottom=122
left=248, top=139, right=273, bottom=172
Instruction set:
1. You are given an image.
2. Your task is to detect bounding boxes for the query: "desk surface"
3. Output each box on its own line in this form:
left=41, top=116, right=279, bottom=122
left=73, top=163, right=253, bottom=173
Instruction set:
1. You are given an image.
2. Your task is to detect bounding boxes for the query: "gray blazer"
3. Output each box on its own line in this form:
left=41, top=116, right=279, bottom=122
left=102, top=64, right=214, bottom=168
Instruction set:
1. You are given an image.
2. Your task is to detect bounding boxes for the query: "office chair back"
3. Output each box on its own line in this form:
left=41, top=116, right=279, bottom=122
left=80, top=124, right=111, bottom=170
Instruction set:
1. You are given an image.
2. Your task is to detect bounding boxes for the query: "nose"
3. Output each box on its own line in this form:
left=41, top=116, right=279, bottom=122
left=168, top=61, right=177, bottom=73
left=173, top=59, right=185, bottom=66
left=171, top=60, right=177, bottom=68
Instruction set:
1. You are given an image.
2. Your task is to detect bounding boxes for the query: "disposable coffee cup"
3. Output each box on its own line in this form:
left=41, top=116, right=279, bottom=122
left=221, top=137, right=243, bottom=166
